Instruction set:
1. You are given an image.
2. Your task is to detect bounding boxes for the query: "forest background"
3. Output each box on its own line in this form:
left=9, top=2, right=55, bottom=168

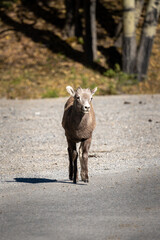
left=0, top=0, right=160, bottom=99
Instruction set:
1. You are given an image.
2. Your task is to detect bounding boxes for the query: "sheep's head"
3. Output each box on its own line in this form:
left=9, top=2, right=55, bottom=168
left=66, top=86, right=97, bottom=114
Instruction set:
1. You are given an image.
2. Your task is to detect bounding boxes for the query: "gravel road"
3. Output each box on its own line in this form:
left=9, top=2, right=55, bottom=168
left=0, top=95, right=160, bottom=240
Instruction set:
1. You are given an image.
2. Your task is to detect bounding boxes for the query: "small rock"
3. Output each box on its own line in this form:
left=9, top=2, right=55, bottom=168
left=124, top=101, right=131, bottom=104
left=104, top=168, right=109, bottom=171
left=35, top=112, right=40, bottom=116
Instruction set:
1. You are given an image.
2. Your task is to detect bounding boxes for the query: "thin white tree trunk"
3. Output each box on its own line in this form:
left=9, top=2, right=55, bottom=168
left=115, top=0, right=144, bottom=48
left=122, top=0, right=136, bottom=73
left=137, top=0, right=160, bottom=81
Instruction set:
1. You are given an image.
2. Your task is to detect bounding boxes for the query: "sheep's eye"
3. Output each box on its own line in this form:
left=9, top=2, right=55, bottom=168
left=91, top=97, right=93, bottom=101
left=76, top=96, right=80, bottom=100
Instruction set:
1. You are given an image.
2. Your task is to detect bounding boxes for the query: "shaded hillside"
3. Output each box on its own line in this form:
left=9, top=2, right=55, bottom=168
left=0, top=0, right=160, bottom=99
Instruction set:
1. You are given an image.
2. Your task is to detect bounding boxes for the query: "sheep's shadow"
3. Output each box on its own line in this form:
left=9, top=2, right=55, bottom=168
left=14, top=178, right=57, bottom=184
left=12, top=178, right=86, bottom=185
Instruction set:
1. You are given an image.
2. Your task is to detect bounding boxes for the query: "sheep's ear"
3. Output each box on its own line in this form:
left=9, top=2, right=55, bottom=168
left=66, top=86, right=75, bottom=97
left=76, top=86, right=82, bottom=91
left=91, top=87, right=97, bottom=95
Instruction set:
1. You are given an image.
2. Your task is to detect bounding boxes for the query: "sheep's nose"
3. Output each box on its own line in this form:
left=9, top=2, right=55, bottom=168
left=84, top=105, right=90, bottom=111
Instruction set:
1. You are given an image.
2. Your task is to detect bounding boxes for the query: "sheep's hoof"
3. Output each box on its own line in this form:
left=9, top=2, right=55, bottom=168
left=72, top=176, right=79, bottom=184
left=81, top=172, right=89, bottom=183
left=81, top=176, right=89, bottom=183
left=69, top=176, right=73, bottom=181
left=83, top=179, right=89, bottom=183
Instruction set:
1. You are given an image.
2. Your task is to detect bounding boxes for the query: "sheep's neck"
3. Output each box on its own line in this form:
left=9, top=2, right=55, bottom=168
left=71, top=106, right=89, bottom=128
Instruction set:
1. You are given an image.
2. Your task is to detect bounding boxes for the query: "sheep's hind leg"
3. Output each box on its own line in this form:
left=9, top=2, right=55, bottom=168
left=79, top=138, right=91, bottom=183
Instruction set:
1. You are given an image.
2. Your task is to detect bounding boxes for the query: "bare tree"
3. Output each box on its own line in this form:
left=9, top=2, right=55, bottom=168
left=137, top=0, right=160, bottom=80
left=115, top=0, right=145, bottom=48
left=64, top=0, right=97, bottom=63
left=84, top=0, right=97, bottom=62
left=64, top=0, right=82, bottom=38
left=122, top=0, right=136, bottom=73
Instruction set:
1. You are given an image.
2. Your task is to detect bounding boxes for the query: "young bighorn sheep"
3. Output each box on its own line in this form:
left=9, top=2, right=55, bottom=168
left=62, top=86, right=97, bottom=183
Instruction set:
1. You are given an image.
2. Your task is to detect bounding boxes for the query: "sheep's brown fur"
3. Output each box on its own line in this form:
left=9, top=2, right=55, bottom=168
left=62, top=86, right=97, bottom=183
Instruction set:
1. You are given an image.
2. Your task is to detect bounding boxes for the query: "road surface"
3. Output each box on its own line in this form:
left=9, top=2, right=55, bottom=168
left=0, top=95, right=160, bottom=240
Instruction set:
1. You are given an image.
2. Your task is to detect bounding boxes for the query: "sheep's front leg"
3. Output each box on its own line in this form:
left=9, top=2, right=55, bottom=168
left=79, top=137, right=91, bottom=183
left=68, top=147, right=73, bottom=181
left=67, top=139, right=78, bottom=184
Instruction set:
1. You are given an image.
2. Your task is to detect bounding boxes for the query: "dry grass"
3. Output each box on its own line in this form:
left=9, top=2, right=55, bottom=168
left=0, top=0, right=160, bottom=99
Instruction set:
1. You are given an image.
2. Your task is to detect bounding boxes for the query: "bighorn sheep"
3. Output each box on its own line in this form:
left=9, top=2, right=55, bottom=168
left=62, top=86, right=97, bottom=184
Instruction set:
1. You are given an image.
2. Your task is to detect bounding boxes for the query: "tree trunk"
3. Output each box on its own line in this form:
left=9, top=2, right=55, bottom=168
left=115, top=0, right=144, bottom=48
left=135, top=0, right=145, bottom=23
left=122, top=0, right=136, bottom=74
left=75, top=0, right=82, bottom=37
left=64, top=0, right=82, bottom=38
left=84, top=0, right=97, bottom=63
left=64, top=0, right=75, bottom=37
left=137, top=0, right=160, bottom=81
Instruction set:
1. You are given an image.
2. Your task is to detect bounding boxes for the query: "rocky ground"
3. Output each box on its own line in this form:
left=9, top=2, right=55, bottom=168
left=0, top=95, right=160, bottom=239
left=1, top=95, right=160, bottom=180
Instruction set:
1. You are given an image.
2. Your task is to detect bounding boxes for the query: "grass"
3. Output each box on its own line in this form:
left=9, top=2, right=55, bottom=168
left=81, top=74, right=88, bottom=88
left=103, top=64, right=139, bottom=94
left=42, top=89, right=59, bottom=98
